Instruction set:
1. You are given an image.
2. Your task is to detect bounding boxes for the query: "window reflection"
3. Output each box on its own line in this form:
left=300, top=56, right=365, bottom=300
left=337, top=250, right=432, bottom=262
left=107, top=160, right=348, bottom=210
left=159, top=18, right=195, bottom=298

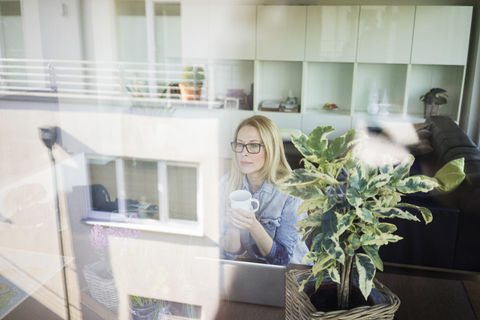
left=167, top=164, right=197, bottom=221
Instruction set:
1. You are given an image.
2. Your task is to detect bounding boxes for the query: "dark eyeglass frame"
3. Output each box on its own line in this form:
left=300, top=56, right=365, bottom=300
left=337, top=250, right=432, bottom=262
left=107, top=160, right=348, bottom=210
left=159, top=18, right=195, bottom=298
left=230, top=141, right=265, bottom=154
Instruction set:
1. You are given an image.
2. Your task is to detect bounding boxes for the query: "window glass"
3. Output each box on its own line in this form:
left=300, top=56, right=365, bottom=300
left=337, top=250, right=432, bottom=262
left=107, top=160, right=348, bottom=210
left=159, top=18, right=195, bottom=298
left=116, top=1, right=147, bottom=62
left=167, top=165, right=197, bottom=221
left=154, top=3, right=181, bottom=64
left=88, top=158, right=118, bottom=212
left=123, top=159, right=159, bottom=220
left=0, top=1, right=24, bottom=59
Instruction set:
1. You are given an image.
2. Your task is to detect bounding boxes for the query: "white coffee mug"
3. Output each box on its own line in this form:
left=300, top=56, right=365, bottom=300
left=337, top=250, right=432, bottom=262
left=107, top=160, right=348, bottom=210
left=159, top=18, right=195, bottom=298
left=229, top=190, right=259, bottom=212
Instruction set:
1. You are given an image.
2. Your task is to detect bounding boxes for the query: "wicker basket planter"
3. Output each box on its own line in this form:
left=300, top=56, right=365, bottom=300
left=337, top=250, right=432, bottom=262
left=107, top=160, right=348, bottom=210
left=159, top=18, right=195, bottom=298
left=83, top=261, right=119, bottom=310
left=285, top=269, right=400, bottom=320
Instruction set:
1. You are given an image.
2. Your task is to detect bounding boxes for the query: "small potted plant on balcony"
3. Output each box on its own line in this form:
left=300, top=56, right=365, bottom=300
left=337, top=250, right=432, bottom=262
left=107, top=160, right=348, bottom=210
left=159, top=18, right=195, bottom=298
left=179, top=65, right=205, bottom=101
left=420, top=88, right=448, bottom=118
left=278, top=126, right=464, bottom=319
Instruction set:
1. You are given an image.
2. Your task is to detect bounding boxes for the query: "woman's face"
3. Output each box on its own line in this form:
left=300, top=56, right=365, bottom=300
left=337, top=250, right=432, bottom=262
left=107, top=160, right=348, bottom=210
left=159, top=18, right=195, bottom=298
left=235, top=126, right=266, bottom=178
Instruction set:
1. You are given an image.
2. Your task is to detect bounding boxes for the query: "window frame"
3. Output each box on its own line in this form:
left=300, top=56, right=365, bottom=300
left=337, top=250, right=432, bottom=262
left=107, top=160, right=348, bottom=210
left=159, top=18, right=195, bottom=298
left=83, top=154, right=203, bottom=236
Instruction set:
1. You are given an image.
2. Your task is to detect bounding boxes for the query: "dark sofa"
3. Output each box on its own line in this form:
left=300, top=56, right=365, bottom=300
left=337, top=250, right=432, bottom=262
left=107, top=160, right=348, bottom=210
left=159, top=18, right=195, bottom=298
left=284, top=116, right=480, bottom=273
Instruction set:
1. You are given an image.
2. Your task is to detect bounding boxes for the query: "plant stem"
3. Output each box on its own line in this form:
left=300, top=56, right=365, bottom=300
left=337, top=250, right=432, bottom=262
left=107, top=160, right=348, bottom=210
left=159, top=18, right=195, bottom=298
left=338, top=254, right=354, bottom=309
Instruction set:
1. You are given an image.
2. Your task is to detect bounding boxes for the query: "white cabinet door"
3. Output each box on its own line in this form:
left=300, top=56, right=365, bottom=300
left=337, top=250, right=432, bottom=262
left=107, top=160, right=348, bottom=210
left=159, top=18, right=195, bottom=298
left=411, top=6, right=473, bottom=65
left=181, top=4, right=209, bottom=59
left=208, top=5, right=256, bottom=60
left=305, top=6, right=359, bottom=62
left=256, top=6, right=306, bottom=61
left=357, top=6, right=415, bottom=64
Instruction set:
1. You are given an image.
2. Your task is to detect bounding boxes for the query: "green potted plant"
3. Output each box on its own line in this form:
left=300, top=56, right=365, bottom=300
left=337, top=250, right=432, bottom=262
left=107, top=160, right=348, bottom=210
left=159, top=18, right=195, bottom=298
left=277, top=126, right=464, bottom=319
left=179, top=65, right=205, bottom=101
left=420, top=88, right=448, bottom=118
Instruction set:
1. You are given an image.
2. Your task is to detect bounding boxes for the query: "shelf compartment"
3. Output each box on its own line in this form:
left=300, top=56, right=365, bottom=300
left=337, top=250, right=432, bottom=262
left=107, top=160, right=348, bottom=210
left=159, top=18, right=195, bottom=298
left=407, top=65, right=464, bottom=121
left=354, top=63, right=408, bottom=116
left=255, top=60, right=303, bottom=112
left=304, top=62, right=354, bottom=114
left=209, top=59, right=254, bottom=110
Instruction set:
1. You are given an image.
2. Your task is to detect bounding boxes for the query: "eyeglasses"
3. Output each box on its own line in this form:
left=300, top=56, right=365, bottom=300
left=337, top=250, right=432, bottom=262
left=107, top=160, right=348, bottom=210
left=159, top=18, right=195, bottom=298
left=230, top=141, right=264, bottom=154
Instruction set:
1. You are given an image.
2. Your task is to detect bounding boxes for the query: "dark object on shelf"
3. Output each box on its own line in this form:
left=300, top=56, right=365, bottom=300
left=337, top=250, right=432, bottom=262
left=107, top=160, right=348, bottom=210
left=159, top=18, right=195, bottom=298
left=226, top=89, right=251, bottom=110
left=247, top=83, right=254, bottom=110
left=420, top=88, right=448, bottom=117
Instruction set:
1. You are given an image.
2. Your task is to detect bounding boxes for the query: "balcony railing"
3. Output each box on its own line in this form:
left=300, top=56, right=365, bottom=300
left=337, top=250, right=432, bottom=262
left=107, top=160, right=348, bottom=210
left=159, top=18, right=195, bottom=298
left=0, top=58, right=220, bottom=108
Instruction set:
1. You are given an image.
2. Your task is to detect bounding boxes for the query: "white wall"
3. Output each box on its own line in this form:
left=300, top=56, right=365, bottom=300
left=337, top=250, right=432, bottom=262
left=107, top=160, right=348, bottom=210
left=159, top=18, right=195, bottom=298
left=81, top=0, right=117, bottom=62
left=20, top=0, right=83, bottom=61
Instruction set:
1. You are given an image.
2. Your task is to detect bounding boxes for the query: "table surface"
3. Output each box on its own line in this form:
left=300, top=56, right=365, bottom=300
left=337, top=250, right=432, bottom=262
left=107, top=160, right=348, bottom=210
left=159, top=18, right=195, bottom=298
left=81, top=264, right=479, bottom=320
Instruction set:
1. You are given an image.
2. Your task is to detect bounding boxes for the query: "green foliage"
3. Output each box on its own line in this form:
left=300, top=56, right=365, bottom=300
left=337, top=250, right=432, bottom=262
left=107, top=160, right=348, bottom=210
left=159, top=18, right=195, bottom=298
left=278, top=126, right=465, bottom=307
left=181, top=65, right=205, bottom=87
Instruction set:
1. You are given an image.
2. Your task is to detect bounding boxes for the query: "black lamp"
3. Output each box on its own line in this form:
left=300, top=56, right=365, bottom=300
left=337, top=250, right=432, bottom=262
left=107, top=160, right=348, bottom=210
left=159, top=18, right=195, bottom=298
left=39, top=126, right=57, bottom=149
left=38, top=126, right=71, bottom=320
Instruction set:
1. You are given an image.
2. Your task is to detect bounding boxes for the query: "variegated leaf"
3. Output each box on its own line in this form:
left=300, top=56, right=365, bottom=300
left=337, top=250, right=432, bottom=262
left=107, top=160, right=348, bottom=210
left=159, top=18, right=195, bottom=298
left=349, top=164, right=368, bottom=193
left=322, top=236, right=345, bottom=264
left=361, top=233, right=403, bottom=246
left=348, top=233, right=361, bottom=250
left=355, top=254, right=376, bottom=300
left=321, top=208, right=338, bottom=238
left=301, top=158, right=317, bottom=170
left=301, top=251, right=319, bottom=264
left=328, top=265, right=341, bottom=284
left=297, top=199, right=325, bottom=216
left=346, top=188, right=363, bottom=207
left=379, top=155, right=396, bottom=174
left=291, top=133, right=315, bottom=158
left=376, top=194, right=401, bottom=208
left=299, top=273, right=313, bottom=292
left=362, top=244, right=384, bottom=272
left=295, top=213, right=322, bottom=227
left=337, top=210, right=356, bottom=235
left=315, top=270, right=328, bottom=291
left=396, top=175, right=439, bottom=194
left=356, top=207, right=379, bottom=225
left=367, top=173, right=391, bottom=190
left=358, top=223, right=378, bottom=235
left=300, top=227, right=315, bottom=244
left=397, top=202, right=433, bottom=224
left=391, top=154, right=415, bottom=184
left=278, top=183, right=324, bottom=201
left=312, top=232, right=325, bottom=252
left=308, top=126, right=334, bottom=157
left=325, top=135, right=347, bottom=161
left=312, top=253, right=336, bottom=275
left=277, top=169, right=320, bottom=186
left=377, top=222, right=397, bottom=233
left=372, top=207, right=420, bottom=222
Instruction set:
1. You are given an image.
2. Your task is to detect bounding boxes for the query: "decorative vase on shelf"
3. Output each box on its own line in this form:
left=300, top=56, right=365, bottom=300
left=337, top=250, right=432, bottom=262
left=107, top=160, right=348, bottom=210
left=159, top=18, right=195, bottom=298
left=367, top=79, right=379, bottom=115
left=378, top=89, right=390, bottom=116
left=367, top=102, right=379, bottom=116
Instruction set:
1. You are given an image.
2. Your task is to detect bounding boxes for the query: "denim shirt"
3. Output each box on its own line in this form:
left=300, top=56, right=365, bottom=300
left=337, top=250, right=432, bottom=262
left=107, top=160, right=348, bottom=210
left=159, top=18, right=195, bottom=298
left=219, top=175, right=309, bottom=266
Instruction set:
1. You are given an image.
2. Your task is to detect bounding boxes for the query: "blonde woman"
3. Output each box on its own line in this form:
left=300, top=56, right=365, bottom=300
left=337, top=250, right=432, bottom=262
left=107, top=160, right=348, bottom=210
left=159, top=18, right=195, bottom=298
left=219, top=115, right=309, bottom=265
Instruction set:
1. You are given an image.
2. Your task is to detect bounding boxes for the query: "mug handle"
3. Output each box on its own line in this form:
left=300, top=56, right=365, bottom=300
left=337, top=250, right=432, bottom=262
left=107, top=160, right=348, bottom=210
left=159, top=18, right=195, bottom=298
left=250, top=199, right=260, bottom=212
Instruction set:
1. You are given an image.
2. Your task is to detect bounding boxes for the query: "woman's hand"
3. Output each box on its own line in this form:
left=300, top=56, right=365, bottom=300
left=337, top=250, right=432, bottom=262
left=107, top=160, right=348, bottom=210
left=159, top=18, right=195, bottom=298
left=225, top=201, right=257, bottom=230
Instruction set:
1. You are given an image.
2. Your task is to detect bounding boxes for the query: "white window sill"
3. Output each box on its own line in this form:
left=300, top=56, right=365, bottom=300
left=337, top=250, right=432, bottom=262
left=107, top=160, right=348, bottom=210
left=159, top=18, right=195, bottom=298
left=82, top=218, right=204, bottom=237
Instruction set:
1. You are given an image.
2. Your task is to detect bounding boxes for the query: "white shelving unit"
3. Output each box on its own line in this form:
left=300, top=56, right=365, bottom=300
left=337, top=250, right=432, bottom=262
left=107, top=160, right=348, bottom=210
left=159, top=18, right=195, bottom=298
left=176, top=5, right=473, bottom=137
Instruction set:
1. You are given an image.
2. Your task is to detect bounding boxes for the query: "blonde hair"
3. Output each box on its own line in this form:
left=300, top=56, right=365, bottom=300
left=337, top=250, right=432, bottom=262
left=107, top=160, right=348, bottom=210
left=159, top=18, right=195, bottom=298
left=226, top=115, right=291, bottom=197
